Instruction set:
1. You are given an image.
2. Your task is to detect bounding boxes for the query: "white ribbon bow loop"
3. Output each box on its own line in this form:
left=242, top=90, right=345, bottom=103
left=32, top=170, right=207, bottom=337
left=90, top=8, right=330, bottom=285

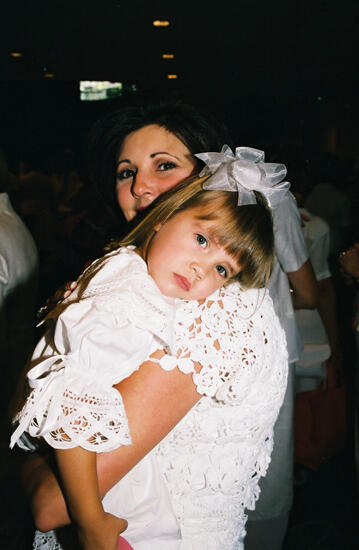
left=196, top=145, right=290, bottom=209
left=10, top=354, right=73, bottom=449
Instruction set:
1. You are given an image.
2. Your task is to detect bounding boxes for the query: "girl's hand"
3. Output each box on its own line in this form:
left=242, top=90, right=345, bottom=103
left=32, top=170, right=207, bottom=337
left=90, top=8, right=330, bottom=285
left=78, top=512, right=128, bottom=550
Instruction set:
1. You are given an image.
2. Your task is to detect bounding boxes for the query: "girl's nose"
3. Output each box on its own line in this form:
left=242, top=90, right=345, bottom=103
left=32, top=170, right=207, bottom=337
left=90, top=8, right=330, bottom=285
left=191, top=262, right=204, bottom=280
left=131, top=172, right=159, bottom=200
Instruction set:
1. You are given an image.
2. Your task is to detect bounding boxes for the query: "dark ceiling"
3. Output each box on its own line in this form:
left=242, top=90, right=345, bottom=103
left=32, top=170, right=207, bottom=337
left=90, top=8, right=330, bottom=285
left=2, top=0, right=358, bottom=96
left=0, top=0, right=358, bottom=153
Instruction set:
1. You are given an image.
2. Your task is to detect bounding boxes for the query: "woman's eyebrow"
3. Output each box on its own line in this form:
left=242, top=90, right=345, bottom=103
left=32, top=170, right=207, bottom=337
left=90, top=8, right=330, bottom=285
left=150, top=152, right=180, bottom=160
left=117, top=159, right=131, bottom=166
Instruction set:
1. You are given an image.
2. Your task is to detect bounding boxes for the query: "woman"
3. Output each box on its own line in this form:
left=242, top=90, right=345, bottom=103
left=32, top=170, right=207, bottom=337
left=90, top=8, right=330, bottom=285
left=66, top=100, right=231, bottom=277
left=22, top=100, right=289, bottom=549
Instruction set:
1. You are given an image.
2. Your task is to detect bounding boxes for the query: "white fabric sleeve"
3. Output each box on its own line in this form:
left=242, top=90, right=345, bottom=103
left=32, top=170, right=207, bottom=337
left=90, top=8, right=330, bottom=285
left=0, top=256, right=8, bottom=363
left=308, top=228, right=331, bottom=281
left=273, top=193, right=308, bottom=273
left=12, top=299, right=172, bottom=453
left=11, top=247, right=177, bottom=453
left=11, top=299, right=157, bottom=452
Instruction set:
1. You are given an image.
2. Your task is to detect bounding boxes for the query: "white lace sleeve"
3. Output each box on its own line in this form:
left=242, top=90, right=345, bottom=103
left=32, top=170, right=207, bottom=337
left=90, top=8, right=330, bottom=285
left=172, top=283, right=288, bottom=402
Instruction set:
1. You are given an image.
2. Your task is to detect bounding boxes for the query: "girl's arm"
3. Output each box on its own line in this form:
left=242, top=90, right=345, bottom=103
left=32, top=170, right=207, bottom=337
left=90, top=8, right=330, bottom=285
left=55, top=447, right=127, bottom=550
left=24, top=356, right=201, bottom=532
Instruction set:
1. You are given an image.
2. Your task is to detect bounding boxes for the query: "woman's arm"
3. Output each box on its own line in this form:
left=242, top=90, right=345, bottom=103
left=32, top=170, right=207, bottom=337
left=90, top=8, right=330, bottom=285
left=24, top=356, right=201, bottom=532
left=288, top=259, right=318, bottom=310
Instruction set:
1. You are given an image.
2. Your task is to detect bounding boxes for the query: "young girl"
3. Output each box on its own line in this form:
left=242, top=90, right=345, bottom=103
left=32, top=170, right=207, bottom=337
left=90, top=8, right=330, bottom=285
left=11, top=152, right=285, bottom=550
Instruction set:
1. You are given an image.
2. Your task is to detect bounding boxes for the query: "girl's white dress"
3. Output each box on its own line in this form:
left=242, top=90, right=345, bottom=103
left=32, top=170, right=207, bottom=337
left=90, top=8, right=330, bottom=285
left=12, top=247, right=288, bottom=550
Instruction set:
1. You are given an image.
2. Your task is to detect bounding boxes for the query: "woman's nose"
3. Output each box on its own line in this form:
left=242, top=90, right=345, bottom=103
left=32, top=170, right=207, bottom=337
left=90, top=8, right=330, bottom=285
left=131, top=172, right=159, bottom=200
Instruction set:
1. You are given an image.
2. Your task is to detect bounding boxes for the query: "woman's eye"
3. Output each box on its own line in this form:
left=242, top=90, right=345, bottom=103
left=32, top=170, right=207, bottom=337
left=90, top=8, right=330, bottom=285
left=117, top=168, right=136, bottom=181
left=216, top=265, right=228, bottom=278
left=196, top=234, right=208, bottom=249
left=158, top=161, right=177, bottom=171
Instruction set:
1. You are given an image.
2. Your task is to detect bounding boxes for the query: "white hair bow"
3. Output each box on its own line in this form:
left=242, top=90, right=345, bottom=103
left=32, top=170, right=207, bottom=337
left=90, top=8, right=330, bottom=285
left=196, top=145, right=290, bottom=208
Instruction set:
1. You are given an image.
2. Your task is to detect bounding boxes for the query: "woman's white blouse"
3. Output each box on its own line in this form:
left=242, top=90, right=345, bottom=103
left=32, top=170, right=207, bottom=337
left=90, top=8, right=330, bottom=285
left=153, top=281, right=288, bottom=548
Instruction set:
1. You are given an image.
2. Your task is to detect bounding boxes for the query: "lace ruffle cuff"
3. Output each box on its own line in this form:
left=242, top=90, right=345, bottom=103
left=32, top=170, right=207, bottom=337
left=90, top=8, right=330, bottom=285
left=11, top=380, right=132, bottom=453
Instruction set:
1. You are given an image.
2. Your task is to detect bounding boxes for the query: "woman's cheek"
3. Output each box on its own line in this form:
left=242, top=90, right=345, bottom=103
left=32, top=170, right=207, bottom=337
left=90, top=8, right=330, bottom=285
left=116, top=183, right=137, bottom=221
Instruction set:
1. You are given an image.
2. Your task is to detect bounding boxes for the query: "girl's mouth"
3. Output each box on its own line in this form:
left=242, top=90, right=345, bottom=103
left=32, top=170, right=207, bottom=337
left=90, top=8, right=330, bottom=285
left=173, top=273, right=191, bottom=291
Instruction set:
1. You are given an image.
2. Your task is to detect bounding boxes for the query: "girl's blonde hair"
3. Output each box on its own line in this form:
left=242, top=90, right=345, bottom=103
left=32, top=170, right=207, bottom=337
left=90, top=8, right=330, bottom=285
left=117, top=175, right=274, bottom=289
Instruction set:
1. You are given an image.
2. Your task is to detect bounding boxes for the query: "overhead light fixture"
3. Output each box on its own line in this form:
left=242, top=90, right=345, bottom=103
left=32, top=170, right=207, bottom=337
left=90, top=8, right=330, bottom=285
left=162, top=54, right=174, bottom=59
left=153, top=20, right=170, bottom=27
left=10, top=52, right=23, bottom=58
left=44, top=73, right=55, bottom=78
left=167, top=74, right=178, bottom=79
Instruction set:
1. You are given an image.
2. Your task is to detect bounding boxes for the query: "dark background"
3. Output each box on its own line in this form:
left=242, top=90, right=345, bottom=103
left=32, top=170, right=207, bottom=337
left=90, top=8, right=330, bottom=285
left=1, top=0, right=358, bottom=163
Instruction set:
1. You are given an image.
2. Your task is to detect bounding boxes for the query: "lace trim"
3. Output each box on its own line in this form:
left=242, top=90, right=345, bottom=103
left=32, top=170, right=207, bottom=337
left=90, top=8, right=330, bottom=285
left=33, top=527, right=77, bottom=550
left=155, top=282, right=288, bottom=547
left=14, top=380, right=131, bottom=451
left=173, top=285, right=287, bottom=402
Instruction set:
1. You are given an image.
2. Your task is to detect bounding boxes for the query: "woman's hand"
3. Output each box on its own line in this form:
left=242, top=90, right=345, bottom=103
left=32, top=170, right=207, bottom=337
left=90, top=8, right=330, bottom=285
left=78, top=512, right=127, bottom=550
left=37, top=281, right=78, bottom=320
left=48, top=280, right=78, bottom=304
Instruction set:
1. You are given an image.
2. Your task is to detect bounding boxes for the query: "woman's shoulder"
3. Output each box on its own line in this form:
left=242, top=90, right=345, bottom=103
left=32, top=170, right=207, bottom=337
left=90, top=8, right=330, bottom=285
left=175, top=282, right=278, bottom=334
left=174, top=281, right=287, bottom=402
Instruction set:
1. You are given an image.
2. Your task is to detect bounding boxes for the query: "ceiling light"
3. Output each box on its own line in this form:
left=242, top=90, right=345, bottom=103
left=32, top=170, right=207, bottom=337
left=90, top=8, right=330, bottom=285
left=44, top=73, right=55, bottom=78
left=162, top=54, right=174, bottom=59
left=10, top=52, right=23, bottom=58
left=167, top=74, right=178, bottom=79
left=153, top=20, right=170, bottom=27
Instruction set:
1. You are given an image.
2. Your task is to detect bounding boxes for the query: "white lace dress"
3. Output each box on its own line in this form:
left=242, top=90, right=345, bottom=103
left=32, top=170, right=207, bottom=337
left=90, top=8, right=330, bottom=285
left=17, top=248, right=288, bottom=550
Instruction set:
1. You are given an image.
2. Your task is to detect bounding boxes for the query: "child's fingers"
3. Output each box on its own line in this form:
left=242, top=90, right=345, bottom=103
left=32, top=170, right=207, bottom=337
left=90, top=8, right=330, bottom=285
left=117, top=518, right=128, bottom=533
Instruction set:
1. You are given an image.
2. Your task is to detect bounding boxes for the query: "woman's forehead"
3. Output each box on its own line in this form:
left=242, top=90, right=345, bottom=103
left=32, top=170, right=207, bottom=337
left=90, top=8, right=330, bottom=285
left=119, top=124, right=191, bottom=159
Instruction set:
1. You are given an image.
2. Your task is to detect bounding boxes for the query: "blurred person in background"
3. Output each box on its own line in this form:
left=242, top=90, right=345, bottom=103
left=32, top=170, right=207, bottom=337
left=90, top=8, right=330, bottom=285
left=0, top=148, right=39, bottom=411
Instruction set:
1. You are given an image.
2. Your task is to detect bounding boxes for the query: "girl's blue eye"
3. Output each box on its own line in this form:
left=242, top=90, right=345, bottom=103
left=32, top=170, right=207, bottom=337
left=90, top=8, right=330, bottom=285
left=196, top=234, right=208, bottom=248
left=158, top=161, right=177, bottom=171
left=117, top=168, right=136, bottom=181
left=216, top=265, right=227, bottom=278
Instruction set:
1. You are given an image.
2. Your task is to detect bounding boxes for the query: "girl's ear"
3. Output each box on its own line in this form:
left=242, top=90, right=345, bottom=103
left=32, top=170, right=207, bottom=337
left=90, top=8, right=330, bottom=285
left=153, top=223, right=162, bottom=232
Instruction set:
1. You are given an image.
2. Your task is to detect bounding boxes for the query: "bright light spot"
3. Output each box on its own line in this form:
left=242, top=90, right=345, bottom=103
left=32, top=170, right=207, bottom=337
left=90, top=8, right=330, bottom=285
left=317, top=96, right=322, bottom=101
left=167, top=74, right=178, bottom=79
left=153, top=20, right=170, bottom=27
left=10, top=52, right=22, bottom=58
left=79, top=81, right=136, bottom=101
left=162, top=53, right=174, bottom=59
left=44, top=73, right=55, bottom=78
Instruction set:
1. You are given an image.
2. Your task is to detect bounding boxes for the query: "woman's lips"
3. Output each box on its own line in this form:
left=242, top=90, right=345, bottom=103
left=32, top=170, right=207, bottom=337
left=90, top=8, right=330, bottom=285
left=173, top=273, right=191, bottom=291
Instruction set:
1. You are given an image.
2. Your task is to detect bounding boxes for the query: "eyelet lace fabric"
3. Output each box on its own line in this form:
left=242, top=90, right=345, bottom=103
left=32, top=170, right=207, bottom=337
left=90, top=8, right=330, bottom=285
left=154, top=283, right=288, bottom=549
left=31, top=268, right=288, bottom=550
